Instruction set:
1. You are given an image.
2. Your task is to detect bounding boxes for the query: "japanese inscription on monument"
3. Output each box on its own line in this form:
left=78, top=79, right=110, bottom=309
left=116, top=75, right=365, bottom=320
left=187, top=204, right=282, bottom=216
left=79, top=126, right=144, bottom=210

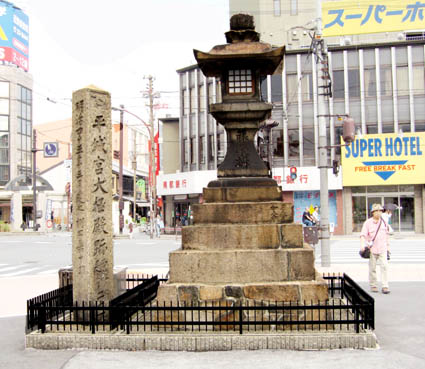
left=72, top=86, right=114, bottom=304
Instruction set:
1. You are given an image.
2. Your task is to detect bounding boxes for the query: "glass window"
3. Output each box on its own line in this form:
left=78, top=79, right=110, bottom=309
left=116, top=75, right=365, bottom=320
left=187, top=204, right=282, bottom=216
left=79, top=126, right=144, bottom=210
left=0, top=99, right=9, bottom=115
left=0, top=82, right=9, bottom=98
left=217, top=131, right=226, bottom=163
left=271, top=75, right=282, bottom=102
left=0, top=116, right=8, bottom=131
left=273, top=0, right=280, bottom=16
left=380, top=67, right=392, bottom=96
left=348, top=69, right=360, bottom=98
left=190, top=137, right=196, bottom=164
left=413, top=65, right=425, bottom=95
left=303, top=127, right=314, bottom=159
left=0, top=133, right=8, bottom=147
left=290, top=0, right=298, bottom=16
left=363, top=49, right=375, bottom=67
left=301, top=73, right=313, bottom=101
left=200, top=84, right=206, bottom=112
left=190, top=88, right=197, bottom=113
left=332, top=70, right=344, bottom=99
left=286, top=74, right=298, bottom=102
left=228, top=69, right=253, bottom=94
left=396, top=46, right=408, bottom=65
left=183, top=139, right=189, bottom=165
left=288, top=128, right=299, bottom=158
left=0, top=165, right=9, bottom=184
left=272, top=129, right=283, bottom=157
left=285, top=55, right=297, bottom=73
left=0, top=148, right=8, bottom=164
left=365, top=68, right=376, bottom=97
left=412, top=46, right=424, bottom=63
left=397, top=66, right=409, bottom=96
left=208, top=83, right=215, bottom=105
left=200, top=136, right=205, bottom=163
left=208, top=134, right=214, bottom=161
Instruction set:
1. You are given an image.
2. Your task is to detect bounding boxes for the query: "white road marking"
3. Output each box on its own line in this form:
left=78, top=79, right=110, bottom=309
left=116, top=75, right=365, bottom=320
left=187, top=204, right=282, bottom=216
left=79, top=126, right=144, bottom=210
left=2, top=267, right=45, bottom=277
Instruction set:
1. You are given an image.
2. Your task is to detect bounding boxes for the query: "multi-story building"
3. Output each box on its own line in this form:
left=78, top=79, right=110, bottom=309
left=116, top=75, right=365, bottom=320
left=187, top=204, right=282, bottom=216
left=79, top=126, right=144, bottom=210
left=0, top=65, right=33, bottom=224
left=157, top=2, right=425, bottom=235
left=229, top=0, right=415, bottom=49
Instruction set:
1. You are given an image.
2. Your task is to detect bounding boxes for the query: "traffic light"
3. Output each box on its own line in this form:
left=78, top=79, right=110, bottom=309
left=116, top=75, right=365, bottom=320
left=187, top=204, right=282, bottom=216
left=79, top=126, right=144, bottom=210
left=343, top=117, right=356, bottom=143
left=290, top=166, right=297, bottom=180
left=332, top=160, right=339, bottom=175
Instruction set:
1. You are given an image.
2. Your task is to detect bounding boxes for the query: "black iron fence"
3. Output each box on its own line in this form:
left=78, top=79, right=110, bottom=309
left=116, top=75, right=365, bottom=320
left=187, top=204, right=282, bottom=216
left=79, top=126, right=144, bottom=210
left=27, top=273, right=374, bottom=335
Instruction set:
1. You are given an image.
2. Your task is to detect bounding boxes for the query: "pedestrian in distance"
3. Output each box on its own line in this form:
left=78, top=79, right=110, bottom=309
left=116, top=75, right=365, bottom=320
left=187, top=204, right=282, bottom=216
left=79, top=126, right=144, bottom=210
left=360, top=203, right=391, bottom=294
left=302, top=207, right=315, bottom=226
left=312, top=206, right=320, bottom=225
left=155, top=214, right=162, bottom=238
left=381, top=207, right=394, bottom=234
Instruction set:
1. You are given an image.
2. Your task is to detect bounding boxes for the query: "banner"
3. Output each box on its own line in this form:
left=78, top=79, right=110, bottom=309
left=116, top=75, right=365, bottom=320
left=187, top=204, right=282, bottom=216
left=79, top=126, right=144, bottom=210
left=341, top=132, right=425, bottom=186
left=323, top=0, right=425, bottom=37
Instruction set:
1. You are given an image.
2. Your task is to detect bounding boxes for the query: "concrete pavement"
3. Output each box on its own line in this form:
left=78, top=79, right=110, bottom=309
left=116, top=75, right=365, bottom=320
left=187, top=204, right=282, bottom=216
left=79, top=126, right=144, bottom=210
left=1, top=232, right=425, bottom=368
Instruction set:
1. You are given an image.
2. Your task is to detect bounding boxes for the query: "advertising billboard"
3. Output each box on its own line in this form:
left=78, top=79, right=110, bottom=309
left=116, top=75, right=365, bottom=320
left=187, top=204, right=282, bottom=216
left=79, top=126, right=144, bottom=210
left=323, top=0, right=425, bottom=37
left=341, top=132, right=425, bottom=186
left=0, top=1, right=29, bottom=71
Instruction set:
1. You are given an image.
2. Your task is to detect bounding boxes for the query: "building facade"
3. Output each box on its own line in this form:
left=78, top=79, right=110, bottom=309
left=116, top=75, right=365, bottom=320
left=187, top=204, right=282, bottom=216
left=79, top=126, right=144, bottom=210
left=168, top=38, right=425, bottom=235
left=0, top=65, right=33, bottom=224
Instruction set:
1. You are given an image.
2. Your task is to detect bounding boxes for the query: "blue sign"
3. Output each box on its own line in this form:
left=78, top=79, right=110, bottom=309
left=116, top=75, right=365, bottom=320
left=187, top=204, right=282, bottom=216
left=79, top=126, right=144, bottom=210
left=44, top=142, right=59, bottom=157
left=0, top=1, right=29, bottom=70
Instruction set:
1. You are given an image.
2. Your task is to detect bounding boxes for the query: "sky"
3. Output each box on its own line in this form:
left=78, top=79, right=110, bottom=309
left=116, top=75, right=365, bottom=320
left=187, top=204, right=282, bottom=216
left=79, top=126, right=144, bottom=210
left=14, top=0, right=229, bottom=126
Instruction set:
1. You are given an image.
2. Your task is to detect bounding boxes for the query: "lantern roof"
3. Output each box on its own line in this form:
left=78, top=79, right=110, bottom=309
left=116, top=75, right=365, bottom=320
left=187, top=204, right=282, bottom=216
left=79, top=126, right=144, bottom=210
left=194, top=14, right=285, bottom=77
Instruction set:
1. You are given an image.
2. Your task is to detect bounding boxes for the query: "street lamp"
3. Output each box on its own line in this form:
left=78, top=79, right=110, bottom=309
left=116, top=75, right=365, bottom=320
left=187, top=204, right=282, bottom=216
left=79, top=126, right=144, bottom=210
left=111, top=106, right=156, bottom=239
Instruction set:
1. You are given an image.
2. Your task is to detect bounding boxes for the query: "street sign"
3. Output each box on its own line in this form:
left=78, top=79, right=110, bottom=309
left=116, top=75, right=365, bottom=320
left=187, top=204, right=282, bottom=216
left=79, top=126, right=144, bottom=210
left=43, top=142, right=59, bottom=157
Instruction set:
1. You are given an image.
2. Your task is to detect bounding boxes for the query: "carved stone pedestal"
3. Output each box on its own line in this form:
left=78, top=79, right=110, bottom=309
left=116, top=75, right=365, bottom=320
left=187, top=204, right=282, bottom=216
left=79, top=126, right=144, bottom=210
left=157, top=185, right=328, bottom=315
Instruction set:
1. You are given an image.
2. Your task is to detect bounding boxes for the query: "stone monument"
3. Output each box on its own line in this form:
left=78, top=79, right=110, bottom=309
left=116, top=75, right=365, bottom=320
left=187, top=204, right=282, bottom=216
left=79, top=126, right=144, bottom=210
left=71, top=86, right=115, bottom=304
left=156, top=14, right=328, bottom=311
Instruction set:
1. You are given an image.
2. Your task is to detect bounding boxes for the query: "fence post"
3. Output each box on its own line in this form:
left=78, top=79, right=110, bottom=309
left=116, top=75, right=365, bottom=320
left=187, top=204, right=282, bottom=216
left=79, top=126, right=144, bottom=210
left=39, top=305, right=46, bottom=333
left=239, top=302, right=243, bottom=335
left=90, top=303, right=96, bottom=334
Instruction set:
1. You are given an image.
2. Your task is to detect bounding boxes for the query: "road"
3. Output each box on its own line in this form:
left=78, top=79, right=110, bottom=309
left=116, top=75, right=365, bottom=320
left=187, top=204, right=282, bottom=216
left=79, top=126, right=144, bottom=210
left=0, top=232, right=425, bottom=369
left=1, top=233, right=425, bottom=278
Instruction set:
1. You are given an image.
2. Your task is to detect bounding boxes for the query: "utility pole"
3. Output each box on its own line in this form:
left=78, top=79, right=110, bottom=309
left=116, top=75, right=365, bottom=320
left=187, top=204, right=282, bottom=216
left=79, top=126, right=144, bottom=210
left=31, top=129, right=38, bottom=231
left=316, top=0, right=331, bottom=267
left=132, top=134, right=137, bottom=221
left=145, top=75, right=157, bottom=238
left=119, top=104, right=124, bottom=235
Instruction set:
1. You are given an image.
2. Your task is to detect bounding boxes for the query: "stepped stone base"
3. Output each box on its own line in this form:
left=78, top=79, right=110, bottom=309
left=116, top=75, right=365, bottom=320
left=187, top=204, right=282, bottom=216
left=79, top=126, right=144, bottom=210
left=169, top=247, right=315, bottom=284
left=157, top=278, right=328, bottom=304
left=192, top=201, right=293, bottom=224
left=203, top=186, right=282, bottom=203
left=182, top=224, right=303, bottom=250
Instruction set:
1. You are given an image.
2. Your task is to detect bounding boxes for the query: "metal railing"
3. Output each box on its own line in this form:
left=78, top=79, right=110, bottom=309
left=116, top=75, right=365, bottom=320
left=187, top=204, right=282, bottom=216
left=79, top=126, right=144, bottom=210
left=26, top=273, right=374, bottom=335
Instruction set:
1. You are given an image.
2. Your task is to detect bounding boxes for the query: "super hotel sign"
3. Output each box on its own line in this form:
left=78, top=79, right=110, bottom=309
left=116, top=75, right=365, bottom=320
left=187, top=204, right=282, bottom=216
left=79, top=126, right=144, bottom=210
left=323, top=0, right=425, bottom=36
left=341, top=132, right=425, bottom=186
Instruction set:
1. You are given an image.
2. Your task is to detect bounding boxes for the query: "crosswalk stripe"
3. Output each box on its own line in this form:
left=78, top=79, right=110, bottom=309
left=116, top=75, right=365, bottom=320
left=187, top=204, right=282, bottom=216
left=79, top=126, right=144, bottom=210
left=1, top=267, right=45, bottom=277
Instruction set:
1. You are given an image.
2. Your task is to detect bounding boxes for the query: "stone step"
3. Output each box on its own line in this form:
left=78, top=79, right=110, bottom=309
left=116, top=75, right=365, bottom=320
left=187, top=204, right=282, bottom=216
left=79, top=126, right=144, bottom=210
left=192, top=202, right=293, bottom=224
left=203, top=186, right=282, bottom=203
left=169, top=247, right=315, bottom=284
left=182, top=224, right=303, bottom=250
left=157, top=278, right=328, bottom=304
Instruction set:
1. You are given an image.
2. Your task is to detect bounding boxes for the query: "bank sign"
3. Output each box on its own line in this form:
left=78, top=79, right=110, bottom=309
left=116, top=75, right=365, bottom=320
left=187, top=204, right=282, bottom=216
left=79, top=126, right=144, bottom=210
left=341, top=132, right=425, bottom=186
left=323, top=0, right=425, bottom=37
left=0, top=2, right=29, bottom=71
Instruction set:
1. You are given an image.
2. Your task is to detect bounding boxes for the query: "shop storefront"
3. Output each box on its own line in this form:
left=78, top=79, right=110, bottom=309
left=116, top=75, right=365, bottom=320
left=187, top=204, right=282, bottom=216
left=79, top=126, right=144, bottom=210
left=272, top=167, right=344, bottom=235
left=342, top=132, right=425, bottom=234
left=157, top=170, right=217, bottom=232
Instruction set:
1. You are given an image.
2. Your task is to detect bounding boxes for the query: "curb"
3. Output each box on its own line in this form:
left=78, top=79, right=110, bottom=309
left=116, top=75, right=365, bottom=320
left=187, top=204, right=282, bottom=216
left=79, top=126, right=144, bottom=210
left=26, top=331, right=378, bottom=351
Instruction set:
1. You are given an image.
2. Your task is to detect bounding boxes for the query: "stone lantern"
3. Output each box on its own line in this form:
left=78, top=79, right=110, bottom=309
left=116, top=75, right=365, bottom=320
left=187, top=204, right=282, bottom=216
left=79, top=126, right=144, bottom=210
left=155, top=14, right=328, bottom=325
left=194, top=14, right=285, bottom=186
